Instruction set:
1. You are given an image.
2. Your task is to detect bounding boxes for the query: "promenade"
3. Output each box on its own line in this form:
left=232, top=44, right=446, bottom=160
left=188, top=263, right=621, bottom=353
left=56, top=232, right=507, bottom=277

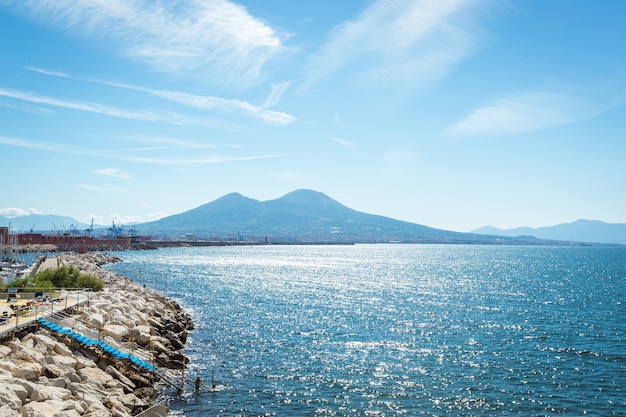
left=0, top=255, right=92, bottom=339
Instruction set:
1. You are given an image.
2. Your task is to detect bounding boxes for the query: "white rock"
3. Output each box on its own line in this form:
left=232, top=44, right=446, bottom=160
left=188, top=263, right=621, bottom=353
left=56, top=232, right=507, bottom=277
left=0, top=381, right=24, bottom=410
left=0, top=358, right=42, bottom=380
left=74, top=356, right=95, bottom=371
left=8, top=381, right=30, bottom=401
left=67, top=382, right=104, bottom=408
left=128, top=325, right=152, bottom=346
left=53, top=340, right=74, bottom=357
left=21, top=362, right=45, bottom=380
left=21, top=399, right=67, bottom=417
left=86, top=312, right=105, bottom=328
left=77, top=366, right=113, bottom=385
left=31, top=332, right=57, bottom=351
left=41, top=376, right=67, bottom=388
left=11, top=345, right=46, bottom=365
left=103, top=324, right=128, bottom=342
left=30, top=384, right=73, bottom=402
left=0, top=345, right=12, bottom=358
left=64, top=399, right=86, bottom=415
left=57, top=410, right=82, bottom=417
left=45, top=353, right=78, bottom=369
left=0, top=403, right=18, bottom=417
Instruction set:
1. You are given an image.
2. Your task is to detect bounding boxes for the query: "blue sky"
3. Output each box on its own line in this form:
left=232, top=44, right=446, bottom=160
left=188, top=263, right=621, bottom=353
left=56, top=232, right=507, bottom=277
left=1, top=0, right=625, bottom=232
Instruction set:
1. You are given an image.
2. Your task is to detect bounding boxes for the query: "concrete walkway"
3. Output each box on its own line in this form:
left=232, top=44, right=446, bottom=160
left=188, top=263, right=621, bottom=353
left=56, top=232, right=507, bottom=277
left=36, top=255, right=68, bottom=273
left=0, top=256, right=91, bottom=339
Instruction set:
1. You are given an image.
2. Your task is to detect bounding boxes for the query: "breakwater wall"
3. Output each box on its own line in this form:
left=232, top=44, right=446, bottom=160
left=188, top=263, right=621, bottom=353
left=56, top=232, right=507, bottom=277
left=0, top=253, right=194, bottom=416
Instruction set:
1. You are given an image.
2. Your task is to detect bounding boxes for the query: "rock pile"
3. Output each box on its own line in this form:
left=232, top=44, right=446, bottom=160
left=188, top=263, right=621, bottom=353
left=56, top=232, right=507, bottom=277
left=0, top=253, right=194, bottom=417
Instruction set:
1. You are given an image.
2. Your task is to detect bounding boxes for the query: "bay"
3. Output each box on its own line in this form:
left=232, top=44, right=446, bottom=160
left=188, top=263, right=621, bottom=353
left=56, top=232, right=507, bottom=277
left=106, top=244, right=626, bottom=416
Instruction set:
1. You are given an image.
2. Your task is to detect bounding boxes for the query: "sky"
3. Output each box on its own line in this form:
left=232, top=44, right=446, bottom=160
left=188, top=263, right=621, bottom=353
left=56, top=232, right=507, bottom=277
left=1, top=0, right=625, bottom=233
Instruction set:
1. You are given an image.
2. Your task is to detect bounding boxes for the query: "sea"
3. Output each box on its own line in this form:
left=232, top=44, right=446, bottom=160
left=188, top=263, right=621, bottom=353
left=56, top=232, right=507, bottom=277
left=105, top=244, right=626, bottom=416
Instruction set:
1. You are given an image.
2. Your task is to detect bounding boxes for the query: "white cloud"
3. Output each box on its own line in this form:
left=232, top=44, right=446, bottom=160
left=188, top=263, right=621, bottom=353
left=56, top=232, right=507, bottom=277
left=263, top=82, right=291, bottom=109
left=0, top=134, right=286, bottom=165
left=26, top=67, right=295, bottom=125
left=121, top=153, right=288, bottom=165
left=0, top=97, right=56, bottom=115
left=12, top=0, right=284, bottom=86
left=75, top=183, right=127, bottom=193
left=0, top=208, right=42, bottom=218
left=94, top=168, right=132, bottom=179
left=0, top=88, right=159, bottom=121
left=303, top=0, right=480, bottom=90
left=0, top=87, right=244, bottom=130
left=0, top=135, right=87, bottom=155
left=330, top=137, right=357, bottom=147
left=103, top=80, right=295, bottom=125
left=445, top=91, right=605, bottom=138
left=82, top=212, right=169, bottom=226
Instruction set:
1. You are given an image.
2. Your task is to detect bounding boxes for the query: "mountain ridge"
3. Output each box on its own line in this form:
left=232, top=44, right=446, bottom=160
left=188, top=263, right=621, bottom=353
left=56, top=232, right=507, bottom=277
left=132, top=189, right=581, bottom=245
left=2, top=190, right=623, bottom=245
left=472, top=219, right=626, bottom=245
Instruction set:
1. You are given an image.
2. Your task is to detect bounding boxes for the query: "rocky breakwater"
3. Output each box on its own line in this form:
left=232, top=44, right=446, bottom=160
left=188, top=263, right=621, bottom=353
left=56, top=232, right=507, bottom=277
left=0, top=253, right=194, bottom=417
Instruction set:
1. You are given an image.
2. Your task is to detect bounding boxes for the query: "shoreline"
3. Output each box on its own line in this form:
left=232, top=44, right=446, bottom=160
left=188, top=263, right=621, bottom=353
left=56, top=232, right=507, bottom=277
left=16, top=240, right=356, bottom=253
left=0, top=253, right=194, bottom=416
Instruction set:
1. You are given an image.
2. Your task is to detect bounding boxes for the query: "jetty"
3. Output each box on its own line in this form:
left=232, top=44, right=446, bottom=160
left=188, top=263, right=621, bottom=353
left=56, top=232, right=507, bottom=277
left=0, top=253, right=195, bottom=416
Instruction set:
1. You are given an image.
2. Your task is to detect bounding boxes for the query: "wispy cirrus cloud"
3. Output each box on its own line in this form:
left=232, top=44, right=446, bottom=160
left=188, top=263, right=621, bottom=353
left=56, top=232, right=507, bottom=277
left=120, top=153, right=288, bottom=165
left=10, top=0, right=284, bottom=87
left=330, top=137, right=357, bottom=147
left=302, top=0, right=482, bottom=90
left=0, top=134, right=287, bottom=165
left=0, top=88, right=159, bottom=121
left=0, top=87, right=244, bottom=130
left=76, top=183, right=127, bottom=193
left=0, top=135, right=81, bottom=154
left=94, top=168, right=132, bottom=179
left=445, top=90, right=610, bottom=138
left=26, top=67, right=295, bottom=125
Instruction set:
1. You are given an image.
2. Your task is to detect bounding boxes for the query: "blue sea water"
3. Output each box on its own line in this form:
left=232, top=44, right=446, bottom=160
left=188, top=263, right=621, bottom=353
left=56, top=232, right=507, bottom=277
left=106, top=244, right=626, bottom=416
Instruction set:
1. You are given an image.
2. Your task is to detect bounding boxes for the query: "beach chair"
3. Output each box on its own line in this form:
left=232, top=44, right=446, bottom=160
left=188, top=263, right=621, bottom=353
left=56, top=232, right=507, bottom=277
left=6, top=288, right=19, bottom=303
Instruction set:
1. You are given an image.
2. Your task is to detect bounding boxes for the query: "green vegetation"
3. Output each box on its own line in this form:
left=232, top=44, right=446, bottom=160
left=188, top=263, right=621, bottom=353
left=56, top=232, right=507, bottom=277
left=1, top=265, right=104, bottom=292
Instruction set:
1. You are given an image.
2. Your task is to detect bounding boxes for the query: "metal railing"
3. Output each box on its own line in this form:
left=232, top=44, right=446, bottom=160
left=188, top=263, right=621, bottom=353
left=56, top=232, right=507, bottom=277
left=0, top=288, right=91, bottom=339
left=42, top=310, right=187, bottom=391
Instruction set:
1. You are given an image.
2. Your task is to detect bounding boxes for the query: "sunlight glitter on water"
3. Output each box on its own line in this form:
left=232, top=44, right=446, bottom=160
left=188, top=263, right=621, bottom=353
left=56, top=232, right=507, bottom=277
left=107, top=245, right=626, bottom=416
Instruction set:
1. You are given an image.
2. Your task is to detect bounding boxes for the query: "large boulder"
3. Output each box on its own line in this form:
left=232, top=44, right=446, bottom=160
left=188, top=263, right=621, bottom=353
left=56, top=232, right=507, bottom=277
left=30, top=384, right=73, bottom=402
left=30, top=332, right=58, bottom=351
left=45, top=353, right=78, bottom=370
left=86, top=312, right=105, bottom=329
left=56, top=410, right=82, bottom=417
left=128, top=325, right=152, bottom=346
left=106, top=366, right=136, bottom=393
left=0, top=345, right=11, bottom=357
left=0, top=359, right=43, bottom=380
left=0, top=403, right=19, bottom=417
left=53, top=340, right=75, bottom=357
left=0, top=380, right=26, bottom=411
left=21, top=399, right=67, bottom=417
left=77, top=366, right=113, bottom=386
left=103, top=324, right=129, bottom=342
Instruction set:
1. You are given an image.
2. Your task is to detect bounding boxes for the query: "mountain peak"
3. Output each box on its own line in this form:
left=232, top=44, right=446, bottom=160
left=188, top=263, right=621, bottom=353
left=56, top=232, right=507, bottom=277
left=276, top=189, right=342, bottom=207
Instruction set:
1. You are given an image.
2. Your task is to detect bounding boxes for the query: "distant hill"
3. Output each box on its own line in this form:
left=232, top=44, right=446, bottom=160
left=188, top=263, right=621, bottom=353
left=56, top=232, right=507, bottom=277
left=472, top=219, right=626, bottom=245
left=136, top=189, right=568, bottom=245
left=0, top=214, right=92, bottom=233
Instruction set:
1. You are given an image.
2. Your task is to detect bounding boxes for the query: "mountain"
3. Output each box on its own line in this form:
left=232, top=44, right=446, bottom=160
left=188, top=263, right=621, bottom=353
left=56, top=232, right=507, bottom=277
left=472, top=219, right=626, bottom=245
left=137, top=189, right=561, bottom=245
left=0, top=214, right=92, bottom=233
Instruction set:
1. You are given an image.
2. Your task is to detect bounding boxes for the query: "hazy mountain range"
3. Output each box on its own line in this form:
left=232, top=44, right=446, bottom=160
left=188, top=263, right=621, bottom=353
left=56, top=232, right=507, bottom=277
left=472, top=220, right=626, bottom=245
left=1, top=190, right=624, bottom=245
